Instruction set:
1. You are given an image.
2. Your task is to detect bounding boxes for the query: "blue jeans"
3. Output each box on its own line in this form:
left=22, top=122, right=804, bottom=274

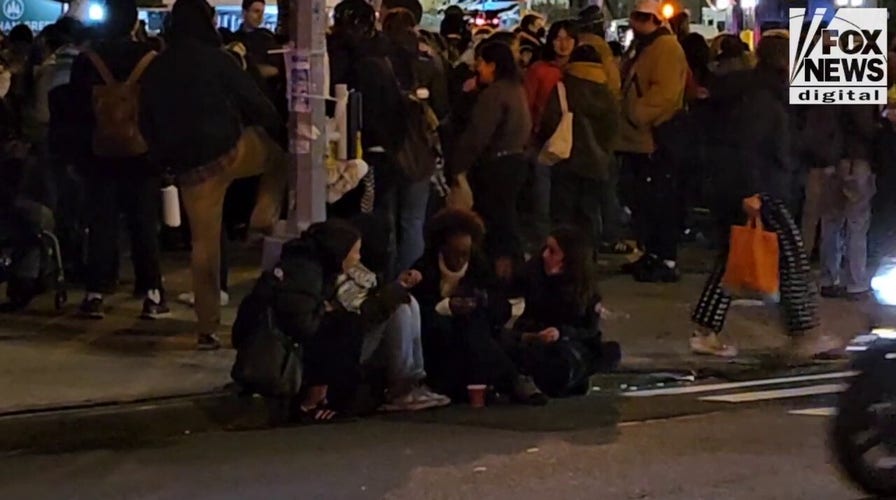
left=361, top=297, right=426, bottom=395
left=377, top=178, right=430, bottom=280
left=820, top=159, right=876, bottom=293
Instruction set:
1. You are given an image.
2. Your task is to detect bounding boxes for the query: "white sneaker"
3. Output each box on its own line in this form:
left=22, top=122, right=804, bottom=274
left=177, top=291, right=230, bottom=307
left=690, top=332, right=739, bottom=358
left=379, top=390, right=443, bottom=412
left=413, top=385, right=451, bottom=407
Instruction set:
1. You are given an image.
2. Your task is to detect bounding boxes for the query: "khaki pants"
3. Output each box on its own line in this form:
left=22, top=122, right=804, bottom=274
left=181, top=127, right=287, bottom=335
left=801, top=166, right=835, bottom=257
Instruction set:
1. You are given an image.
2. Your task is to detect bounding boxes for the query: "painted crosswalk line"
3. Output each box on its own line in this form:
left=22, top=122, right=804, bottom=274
left=624, top=371, right=857, bottom=397
left=699, top=383, right=846, bottom=403
left=788, top=407, right=837, bottom=416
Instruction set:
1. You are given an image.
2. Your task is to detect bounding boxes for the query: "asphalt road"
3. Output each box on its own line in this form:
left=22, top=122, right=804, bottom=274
left=0, top=370, right=870, bottom=500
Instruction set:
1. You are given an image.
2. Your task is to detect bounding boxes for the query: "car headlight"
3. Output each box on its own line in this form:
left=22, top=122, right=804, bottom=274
left=871, top=260, right=896, bottom=306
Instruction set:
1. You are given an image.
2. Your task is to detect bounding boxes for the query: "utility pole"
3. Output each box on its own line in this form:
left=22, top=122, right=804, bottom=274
left=289, top=0, right=328, bottom=231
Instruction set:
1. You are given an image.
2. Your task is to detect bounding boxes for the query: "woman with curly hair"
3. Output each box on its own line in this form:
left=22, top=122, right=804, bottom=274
left=509, top=226, right=620, bottom=397
left=410, top=208, right=547, bottom=405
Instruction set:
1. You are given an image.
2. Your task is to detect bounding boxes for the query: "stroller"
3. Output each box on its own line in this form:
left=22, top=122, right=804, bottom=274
left=0, top=198, right=67, bottom=311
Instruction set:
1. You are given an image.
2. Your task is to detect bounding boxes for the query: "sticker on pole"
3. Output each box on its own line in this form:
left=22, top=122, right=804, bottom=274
left=789, top=8, right=887, bottom=105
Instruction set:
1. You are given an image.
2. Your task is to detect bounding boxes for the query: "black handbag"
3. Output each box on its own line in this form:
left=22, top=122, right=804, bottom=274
left=231, top=308, right=304, bottom=397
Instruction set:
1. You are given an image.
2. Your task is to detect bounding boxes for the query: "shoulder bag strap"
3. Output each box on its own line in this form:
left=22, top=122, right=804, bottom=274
left=126, top=51, right=157, bottom=85
left=84, top=50, right=116, bottom=85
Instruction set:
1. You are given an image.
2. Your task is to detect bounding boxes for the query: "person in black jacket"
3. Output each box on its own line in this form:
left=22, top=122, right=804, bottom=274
left=411, top=209, right=547, bottom=406
left=139, top=0, right=287, bottom=350
left=509, top=226, right=620, bottom=397
left=232, top=219, right=365, bottom=422
left=68, top=0, right=168, bottom=321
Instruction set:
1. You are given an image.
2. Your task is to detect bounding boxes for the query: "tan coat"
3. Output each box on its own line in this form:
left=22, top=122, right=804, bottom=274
left=618, top=31, right=688, bottom=154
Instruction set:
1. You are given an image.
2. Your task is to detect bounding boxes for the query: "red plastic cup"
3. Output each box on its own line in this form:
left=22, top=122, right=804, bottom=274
left=467, top=384, right=487, bottom=408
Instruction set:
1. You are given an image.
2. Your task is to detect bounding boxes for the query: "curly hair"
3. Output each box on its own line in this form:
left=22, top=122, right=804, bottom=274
left=426, top=208, right=486, bottom=250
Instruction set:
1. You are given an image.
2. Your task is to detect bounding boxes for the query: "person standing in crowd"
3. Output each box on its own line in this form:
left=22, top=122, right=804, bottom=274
left=378, top=6, right=449, bottom=278
left=524, top=20, right=578, bottom=254
left=235, top=0, right=279, bottom=80
left=796, top=105, right=841, bottom=260
left=440, top=4, right=470, bottom=64
left=576, top=5, right=621, bottom=101
left=617, top=0, right=688, bottom=282
left=450, top=41, right=531, bottom=283
left=710, top=34, right=751, bottom=77
left=818, top=105, right=878, bottom=300
left=139, top=0, right=287, bottom=350
left=68, top=0, right=167, bottom=320
left=690, top=32, right=838, bottom=359
left=539, top=44, right=619, bottom=251
left=517, top=14, right=545, bottom=69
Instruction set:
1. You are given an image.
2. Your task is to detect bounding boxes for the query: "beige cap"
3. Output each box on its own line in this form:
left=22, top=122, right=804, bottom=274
left=632, top=0, right=663, bottom=19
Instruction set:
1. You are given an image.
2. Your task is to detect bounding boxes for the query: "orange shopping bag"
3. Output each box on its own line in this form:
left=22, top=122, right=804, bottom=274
left=721, top=215, right=780, bottom=299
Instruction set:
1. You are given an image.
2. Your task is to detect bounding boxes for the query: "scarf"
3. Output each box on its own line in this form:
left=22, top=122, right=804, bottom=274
left=438, top=253, right=468, bottom=298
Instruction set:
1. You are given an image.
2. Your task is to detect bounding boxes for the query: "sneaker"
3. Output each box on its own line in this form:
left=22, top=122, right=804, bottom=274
left=690, top=332, right=739, bottom=358
left=512, top=375, right=548, bottom=406
left=379, top=390, right=443, bottom=412
left=141, top=298, right=171, bottom=320
left=79, top=297, right=105, bottom=319
left=197, top=333, right=222, bottom=351
left=633, top=258, right=681, bottom=283
left=177, top=291, right=231, bottom=307
left=413, top=385, right=451, bottom=407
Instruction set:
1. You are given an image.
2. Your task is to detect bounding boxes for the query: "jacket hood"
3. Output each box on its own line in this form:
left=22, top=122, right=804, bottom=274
left=168, top=0, right=221, bottom=46
left=566, top=61, right=608, bottom=85
left=281, top=220, right=360, bottom=277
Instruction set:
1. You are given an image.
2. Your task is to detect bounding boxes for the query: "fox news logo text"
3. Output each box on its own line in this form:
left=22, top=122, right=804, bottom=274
left=789, top=8, right=887, bottom=105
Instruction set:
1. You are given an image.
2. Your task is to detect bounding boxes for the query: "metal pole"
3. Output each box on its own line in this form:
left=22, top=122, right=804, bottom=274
left=290, top=0, right=328, bottom=232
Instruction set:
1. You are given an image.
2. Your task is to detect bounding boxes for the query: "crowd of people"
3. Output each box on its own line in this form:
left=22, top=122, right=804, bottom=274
left=0, top=0, right=894, bottom=421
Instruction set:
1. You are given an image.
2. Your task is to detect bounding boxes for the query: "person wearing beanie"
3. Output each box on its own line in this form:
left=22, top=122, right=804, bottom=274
left=616, top=0, right=688, bottom=283
left=139, top=0, right=286, bottom=350
left=576, top=6, right=621, bottom=101
left=68, top=0, right=170, bottom=322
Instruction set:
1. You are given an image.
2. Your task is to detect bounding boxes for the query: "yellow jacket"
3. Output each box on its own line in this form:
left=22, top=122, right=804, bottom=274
left=618, top=30, right=688, bottom=154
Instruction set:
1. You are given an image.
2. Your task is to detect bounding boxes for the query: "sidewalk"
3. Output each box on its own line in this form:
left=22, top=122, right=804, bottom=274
left=0, top=245, right=869, bottom=416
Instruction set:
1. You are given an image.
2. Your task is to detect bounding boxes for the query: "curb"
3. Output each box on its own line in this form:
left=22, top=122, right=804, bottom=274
left=0, top=391, right=270, bottom=454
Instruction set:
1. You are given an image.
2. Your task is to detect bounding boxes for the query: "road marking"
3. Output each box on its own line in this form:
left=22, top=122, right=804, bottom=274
left=624, top=371, right=857, bottom=397
left=789, top=407, right=837, bottom=416
left=699, top=383, right=845, bottom=403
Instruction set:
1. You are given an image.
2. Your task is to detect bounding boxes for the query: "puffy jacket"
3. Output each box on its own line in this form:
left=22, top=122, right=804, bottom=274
left=618, top=28, right=688, bottom=154
left=539, top=61, right=619, bottom=181
left=577, top=33, right=621, bottom=101
left=524, top=60, right=564, bottom=137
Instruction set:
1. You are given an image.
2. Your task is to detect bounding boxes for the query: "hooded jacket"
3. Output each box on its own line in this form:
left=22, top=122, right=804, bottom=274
left=577, top=33, right=621, bottom=101
left=618, top=27, right=688, bottom=154
left=539, top=61, right=619, bottom=181
left=138, top=0, right=280, bottom=176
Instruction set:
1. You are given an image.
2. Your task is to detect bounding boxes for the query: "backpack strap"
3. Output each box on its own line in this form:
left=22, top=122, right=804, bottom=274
left=84, top=50, right=116, bottom=85
left=126, top=51, right=157, bottom=85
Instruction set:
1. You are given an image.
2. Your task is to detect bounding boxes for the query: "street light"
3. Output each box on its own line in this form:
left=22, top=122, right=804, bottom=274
left=88, top=2, right=104, bottom=21
left=661, top=2, right=674, bottom=19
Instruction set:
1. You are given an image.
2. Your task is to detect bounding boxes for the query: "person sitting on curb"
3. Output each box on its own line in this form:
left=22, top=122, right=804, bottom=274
left=410, top=209, right=547, bottom=406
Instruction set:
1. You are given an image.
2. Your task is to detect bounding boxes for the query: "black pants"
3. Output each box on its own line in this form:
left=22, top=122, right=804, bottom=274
left=469, top=154, right=528, bottom=261
left=302, top=313, right=363, bottom=410
left=619, top=153, right=680, bottom=261
left=422, top=312, right=519, bottom=401
left=551, top=168, right=605, bottom=247
left=84, top=170, right=162, bottom=295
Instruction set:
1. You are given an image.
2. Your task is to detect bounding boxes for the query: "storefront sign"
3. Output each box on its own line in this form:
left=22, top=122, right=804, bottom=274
left=0, top=0, right=63, bottom=33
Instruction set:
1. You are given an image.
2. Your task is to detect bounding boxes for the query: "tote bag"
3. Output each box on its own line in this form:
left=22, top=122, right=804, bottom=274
left=538, top=82, right=573, bottom=166
left=721, top=215, right=780, bottom=299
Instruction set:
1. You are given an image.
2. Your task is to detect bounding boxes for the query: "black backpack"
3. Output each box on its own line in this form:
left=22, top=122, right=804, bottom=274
left=385, top=58, right=441, bottom=182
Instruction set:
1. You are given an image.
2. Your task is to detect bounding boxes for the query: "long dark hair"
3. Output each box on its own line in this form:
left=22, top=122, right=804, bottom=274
left=478, top=41, right=520, bottom=82
left=549, top=226, right=599, bottom=310
left=542, top=20, right=578, bottom=62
